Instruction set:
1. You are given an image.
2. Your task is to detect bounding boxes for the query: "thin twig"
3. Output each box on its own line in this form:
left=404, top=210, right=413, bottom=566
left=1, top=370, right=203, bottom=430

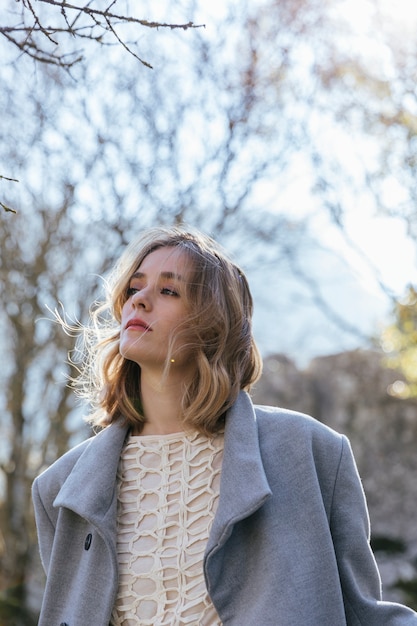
left=1, top=175, right=19, bottom=214
left=37, top=0, right=205, bottom=31
left=1, top=203, right=17, bottom=214
left=1, top=2, right=204, bottom=69
left=104, top=14, right=152, bottom=69
left=0, top=175, right=19, bottom=183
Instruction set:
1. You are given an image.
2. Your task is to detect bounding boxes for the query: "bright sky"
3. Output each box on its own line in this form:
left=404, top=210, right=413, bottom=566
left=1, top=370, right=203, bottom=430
left=317, top=0, right=417, bottom=296
left=246, top=0, right=417, bottom=362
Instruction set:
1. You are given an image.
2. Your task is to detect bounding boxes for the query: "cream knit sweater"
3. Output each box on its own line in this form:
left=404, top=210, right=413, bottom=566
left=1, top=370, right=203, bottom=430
left=110, top=430, right=224, bottom=626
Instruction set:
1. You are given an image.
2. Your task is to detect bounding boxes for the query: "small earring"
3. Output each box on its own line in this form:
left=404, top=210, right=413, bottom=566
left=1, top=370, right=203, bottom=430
left=170, top=359, right=175, bottom=363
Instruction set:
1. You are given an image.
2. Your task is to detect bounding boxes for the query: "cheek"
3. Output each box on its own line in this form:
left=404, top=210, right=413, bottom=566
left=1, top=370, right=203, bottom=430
left=120, top=300, right=131, bottom=323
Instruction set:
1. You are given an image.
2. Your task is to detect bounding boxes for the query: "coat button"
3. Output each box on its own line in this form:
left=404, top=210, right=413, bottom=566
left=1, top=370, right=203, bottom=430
left=60, top=622, right=69, bottom=626
left=84, top=533, right=92, bottom=550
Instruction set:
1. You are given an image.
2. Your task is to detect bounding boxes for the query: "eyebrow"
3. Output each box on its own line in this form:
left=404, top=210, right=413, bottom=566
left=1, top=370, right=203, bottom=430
left=130, top=271, right=184, bottom=282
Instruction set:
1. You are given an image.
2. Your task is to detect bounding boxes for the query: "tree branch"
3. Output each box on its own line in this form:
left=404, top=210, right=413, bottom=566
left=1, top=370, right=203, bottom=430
left=37, top=0, right=203, bottom=31
left=1, top=0, right=205, bottom=69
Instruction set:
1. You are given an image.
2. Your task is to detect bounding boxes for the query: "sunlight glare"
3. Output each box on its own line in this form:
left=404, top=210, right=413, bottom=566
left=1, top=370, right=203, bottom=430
left=379, top=0, right=417, bottom=31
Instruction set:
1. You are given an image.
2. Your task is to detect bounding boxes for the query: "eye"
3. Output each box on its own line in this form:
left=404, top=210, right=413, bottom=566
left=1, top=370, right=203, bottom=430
left=161, top=287, right=179, bottom=297
left=126, top=286, right=139, bottom=298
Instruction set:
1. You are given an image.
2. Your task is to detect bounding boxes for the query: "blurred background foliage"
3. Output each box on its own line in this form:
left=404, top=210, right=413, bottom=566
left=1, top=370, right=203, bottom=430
left=383, top=286, right=417, bottom=398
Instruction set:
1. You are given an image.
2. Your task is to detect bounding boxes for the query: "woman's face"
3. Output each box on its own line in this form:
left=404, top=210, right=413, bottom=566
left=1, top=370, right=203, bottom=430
left=119, top=246, right=194, bottom=374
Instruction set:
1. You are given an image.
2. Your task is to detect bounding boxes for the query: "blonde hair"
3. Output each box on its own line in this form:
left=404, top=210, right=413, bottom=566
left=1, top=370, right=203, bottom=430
left=75, top=225, right=262, bottom=435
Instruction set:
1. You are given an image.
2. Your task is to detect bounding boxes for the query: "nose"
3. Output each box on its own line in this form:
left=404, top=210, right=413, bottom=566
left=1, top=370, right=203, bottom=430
left=131, top=286, right=152, bottom=310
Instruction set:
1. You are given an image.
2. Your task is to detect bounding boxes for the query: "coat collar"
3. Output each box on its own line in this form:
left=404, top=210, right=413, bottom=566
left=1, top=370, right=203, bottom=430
left=53, top=391, right=272, bottom=536
left=206, top=391, right=272, bottom=553
left=53, top=421, right=129, bottom=526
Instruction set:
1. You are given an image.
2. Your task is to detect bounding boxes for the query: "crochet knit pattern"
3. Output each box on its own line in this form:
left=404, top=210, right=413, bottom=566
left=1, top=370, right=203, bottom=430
left=110, top=430, right=224, bottom=626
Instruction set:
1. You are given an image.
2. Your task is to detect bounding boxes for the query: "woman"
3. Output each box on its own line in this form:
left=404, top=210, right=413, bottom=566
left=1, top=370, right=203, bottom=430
left=32, top=225, right=417, bottom=625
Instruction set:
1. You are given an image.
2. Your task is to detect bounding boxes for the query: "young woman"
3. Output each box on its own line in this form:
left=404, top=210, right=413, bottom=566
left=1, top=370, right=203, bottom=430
left=32, top=225, right=417, bottom=625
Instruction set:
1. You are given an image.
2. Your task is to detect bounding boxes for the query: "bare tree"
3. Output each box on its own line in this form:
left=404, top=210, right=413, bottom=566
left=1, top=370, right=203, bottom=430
left=2, top=0, right=203, bottom=69
left=0, top=0, right=204, bottom=213
left=303, top=0, right=417, bottom=273
left=0, top=195, right=104, bottom=622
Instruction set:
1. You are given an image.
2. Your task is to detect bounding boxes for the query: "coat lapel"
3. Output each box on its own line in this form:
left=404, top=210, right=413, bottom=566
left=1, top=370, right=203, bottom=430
left=53, top=422, right=129, bottom=525
left=53, top=392, right=270, bottom=543
left=206, top=391, right=272, bottom=554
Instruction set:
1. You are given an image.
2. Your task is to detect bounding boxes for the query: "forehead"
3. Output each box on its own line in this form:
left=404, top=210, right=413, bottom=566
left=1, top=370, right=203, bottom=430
left=135, top=245, right=192, bottom=277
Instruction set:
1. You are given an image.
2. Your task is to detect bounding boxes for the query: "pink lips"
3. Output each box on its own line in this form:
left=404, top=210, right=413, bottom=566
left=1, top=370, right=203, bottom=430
left=125, top=318, right=152, bottom=331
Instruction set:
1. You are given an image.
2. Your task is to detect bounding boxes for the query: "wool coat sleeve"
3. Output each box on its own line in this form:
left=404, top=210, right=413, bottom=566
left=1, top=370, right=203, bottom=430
left=328, top=435, right=417, bottom=624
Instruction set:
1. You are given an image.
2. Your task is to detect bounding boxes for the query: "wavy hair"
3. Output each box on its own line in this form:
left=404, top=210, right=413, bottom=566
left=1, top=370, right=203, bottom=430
left=73, top=226, right=262, bottom=435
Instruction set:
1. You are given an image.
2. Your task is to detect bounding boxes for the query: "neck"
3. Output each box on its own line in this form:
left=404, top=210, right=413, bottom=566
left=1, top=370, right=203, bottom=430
left=135, top=368, right=192, bottom=436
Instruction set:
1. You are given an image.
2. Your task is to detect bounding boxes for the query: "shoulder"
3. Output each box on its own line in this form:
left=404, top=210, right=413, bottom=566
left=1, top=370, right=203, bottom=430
left=33, top=435, right=94, bottom=498
left=250, top=404, right=359, bottom=514
left=32, top=421, right=129, bottom=505
left=253, top=403, right=347, bottom=468
left=254, top=403, right=342, bottom=440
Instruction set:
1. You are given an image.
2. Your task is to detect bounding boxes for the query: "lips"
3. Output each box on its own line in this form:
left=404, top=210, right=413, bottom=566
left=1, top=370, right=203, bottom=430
left=125, top=318, right=152, bottom=331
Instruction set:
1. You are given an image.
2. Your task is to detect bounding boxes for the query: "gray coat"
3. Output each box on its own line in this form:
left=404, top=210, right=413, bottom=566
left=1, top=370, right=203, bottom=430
left=32, top=391, right=417, bottom=625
